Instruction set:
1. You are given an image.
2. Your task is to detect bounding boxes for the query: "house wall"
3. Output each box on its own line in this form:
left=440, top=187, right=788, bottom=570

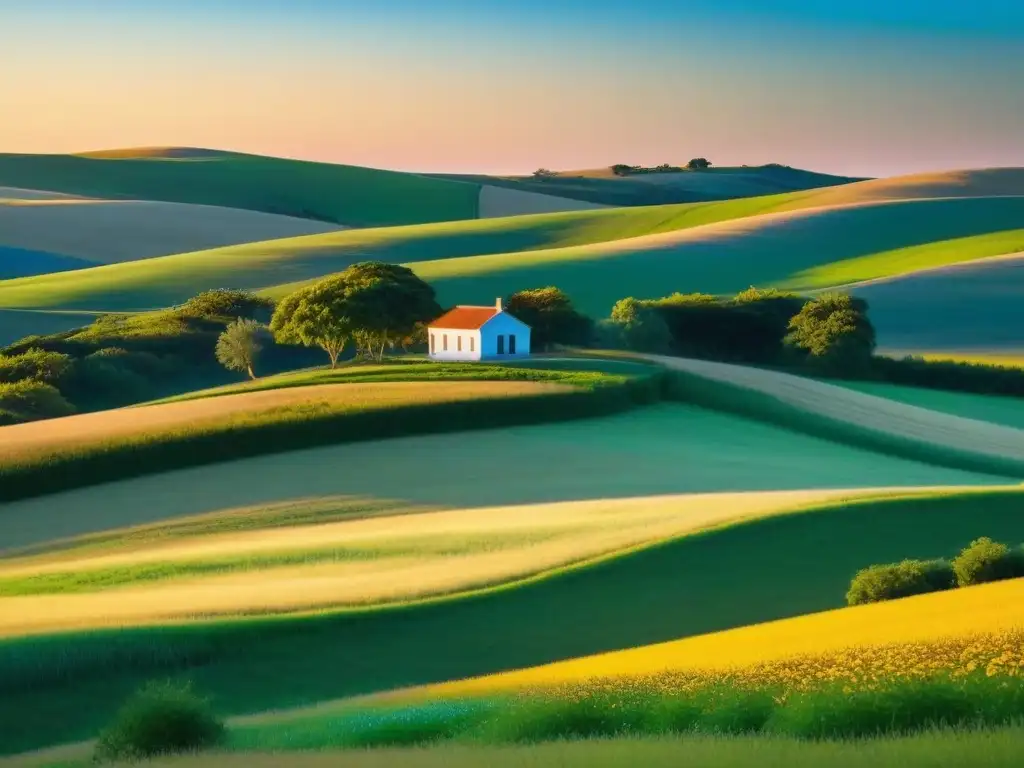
left=427, top=328, right=482, bottom=361
left=480, top=313, right=531, bottom=360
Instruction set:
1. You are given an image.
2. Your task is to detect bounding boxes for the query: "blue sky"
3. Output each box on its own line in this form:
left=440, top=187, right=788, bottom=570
left=5, top=1, right=1023, bottom=176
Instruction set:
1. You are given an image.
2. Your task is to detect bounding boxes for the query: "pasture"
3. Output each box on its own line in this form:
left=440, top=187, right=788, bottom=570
left=851, top=254, right=1024, bottom=354
left=3, top=192, right=1024, bottom=315
left=4, top=488, right=1024, bottom=753
left=833, top=382, right=1024, bottom=430
left=0, top=149, right=482, bottom=228
left=0, top=193, right=344, bottom=265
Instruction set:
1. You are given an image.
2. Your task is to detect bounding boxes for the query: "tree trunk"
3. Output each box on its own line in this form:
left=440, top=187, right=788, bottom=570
left=247, top=364, right=256, bottom=379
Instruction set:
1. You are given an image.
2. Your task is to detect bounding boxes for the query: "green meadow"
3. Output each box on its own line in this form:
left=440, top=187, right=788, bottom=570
left=3, top=195, right=1024, bottom=315
left=0, top=150, right=481, bottom=228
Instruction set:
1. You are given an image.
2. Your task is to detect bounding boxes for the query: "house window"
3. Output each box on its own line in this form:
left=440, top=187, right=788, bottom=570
left=443, top=334, right=448, bottom=351
left=457, top=335, right=462, bottom=352
left=509, top=334, right=516, bottom=354
left=497, top=335, right=505, bottom=355
left=430, top=333, right=435, bottom=354
left=470, top=336, right=475, bottom=352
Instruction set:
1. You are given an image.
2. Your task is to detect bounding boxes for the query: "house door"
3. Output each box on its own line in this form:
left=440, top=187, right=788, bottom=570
left=508, top=334, right=516, bottom=354
left=496, top=335, right=505, bottom=355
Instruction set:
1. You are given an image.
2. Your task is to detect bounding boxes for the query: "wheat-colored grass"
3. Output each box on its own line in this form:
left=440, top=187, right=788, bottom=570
left=0, top=195, right=343, bottom=263
left=0, top=380, right=565, bottom=463
left=418, top=577, right=1024, bottom=699
left=0, top=488, right=938, bottom=637
left=645, top=355, right=1024, bottom=463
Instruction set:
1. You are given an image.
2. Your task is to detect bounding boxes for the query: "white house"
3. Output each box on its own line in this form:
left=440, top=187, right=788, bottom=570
left=428, top=298, right=531, bottom=362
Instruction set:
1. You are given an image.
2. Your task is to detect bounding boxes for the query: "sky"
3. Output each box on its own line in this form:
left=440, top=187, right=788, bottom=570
left=4, top=0, right=1023, bottom=177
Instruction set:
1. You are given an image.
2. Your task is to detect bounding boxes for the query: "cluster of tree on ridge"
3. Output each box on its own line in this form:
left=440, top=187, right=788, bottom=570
left=531, top=158, right=713, bottom=181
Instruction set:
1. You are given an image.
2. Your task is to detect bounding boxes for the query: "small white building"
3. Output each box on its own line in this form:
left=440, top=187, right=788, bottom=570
left=428, top=298, right=531, bottom=362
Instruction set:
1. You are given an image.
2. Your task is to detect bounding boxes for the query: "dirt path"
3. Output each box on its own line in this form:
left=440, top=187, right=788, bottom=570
left=643, top=355, right=1024, bottom=462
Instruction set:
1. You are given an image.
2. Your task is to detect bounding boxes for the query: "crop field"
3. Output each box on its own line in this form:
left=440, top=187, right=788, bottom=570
left=0, top=488, right=894, bottom=636
left=0, top=192, right=344, bottom=265
left=851, top=254, right=1024, bottom=354
left=0, top=400, right=1006, bottom=549
left=0, top=150, right=482, bottom=228
left=3, top=179, right=1023, bottom=314
left=832, top=382, right=1024, bottom=430
left=4, top=488, right=1024, bottom=754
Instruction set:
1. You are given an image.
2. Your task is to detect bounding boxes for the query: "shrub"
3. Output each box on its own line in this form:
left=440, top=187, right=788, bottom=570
left=951, top=537, right=1024, bottom=587
left=0, top=348, right=74, bottom=385
left=608, top=297, right=672, bottom=352
left=846, top=559, right=955, bottom=606
left=94, top=680, right=224, bottom=762
left=0, top=380, right=75, bottom=422
left=176, top=289, right=274, bottom=322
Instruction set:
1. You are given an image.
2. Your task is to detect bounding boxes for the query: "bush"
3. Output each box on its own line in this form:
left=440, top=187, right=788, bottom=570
left=846, top=559, right=955, bottom=606
left=94, top=680, right=224, bottom=762
left=0, top=348, right=73, bottom=385
left=951, top=537, right=1024, bottom=587
left=176, top=289, right=274, bottom=322
left=0, top=380, right=75, bottom=422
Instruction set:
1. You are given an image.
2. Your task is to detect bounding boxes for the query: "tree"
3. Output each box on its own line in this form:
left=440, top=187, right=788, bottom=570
left=532, top=168, right=557, bottom=181
left=216, top=318, right=267, bottom=379
left=687, top=157, right=712, bottom=170
left=610, top=164, right=634, bottom=177
left=505, top=287, right=592, bottom=350
left=607, top=297, right=672, bottom=352
left=271, top=263, right=440, bottom=365
left=784, top=293, right=876, bottom=373
left=343, top=263, right=441, bottom=361
left=270, top=275, right=355, bottom=368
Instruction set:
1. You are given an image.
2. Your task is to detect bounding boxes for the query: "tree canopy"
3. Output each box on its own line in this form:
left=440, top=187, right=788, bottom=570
left=785, top=292, right=876, bottom=373
left=271, top=262, right=440, bottom=365
left=505, top=287, right=592, bottom=350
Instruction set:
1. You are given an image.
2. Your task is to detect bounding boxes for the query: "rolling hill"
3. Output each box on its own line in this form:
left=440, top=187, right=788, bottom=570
left=2, top=170, right=1022, bottom=322
left=0, top=186, right=345, bottom=268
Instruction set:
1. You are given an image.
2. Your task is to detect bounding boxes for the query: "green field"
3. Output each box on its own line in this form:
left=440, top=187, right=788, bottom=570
left=3, top=195, right=1024, bottom=316
left=0, top=149, right=481, bottom=228
left=4, top=489, right=1024, bottom=754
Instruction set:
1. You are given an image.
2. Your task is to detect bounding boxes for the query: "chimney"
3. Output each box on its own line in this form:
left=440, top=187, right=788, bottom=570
left=495, top=297, right=503, bottom=312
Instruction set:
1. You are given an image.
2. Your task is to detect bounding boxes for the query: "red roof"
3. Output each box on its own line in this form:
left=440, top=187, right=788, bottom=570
left=430, top=306, right=500, bottom=330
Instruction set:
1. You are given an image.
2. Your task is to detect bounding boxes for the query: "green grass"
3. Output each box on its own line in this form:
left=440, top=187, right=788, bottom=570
left=0, top=530, right=562, bottom=596
left=828, top=382, right=1024, bottom=430
left=4, top=489, right=1024, bottom=754
left=0, top=149, right=480, bottom=228
left=29, top=729, right=1024, bottom=768
left=143, top=359, right=657, bottom=404
left=783, top=229, right=1024, bottom=290
left=0, top=367, right=662, bottom=505
left=1, top=496, right=430, bottom=561
left=7, top=193, right=1024, bottom=315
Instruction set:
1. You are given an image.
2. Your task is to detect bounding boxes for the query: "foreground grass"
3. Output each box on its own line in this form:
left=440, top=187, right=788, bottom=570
left=19, top=729, right=1024, bottom=768
left=4, top=489, right=1024, bottom=753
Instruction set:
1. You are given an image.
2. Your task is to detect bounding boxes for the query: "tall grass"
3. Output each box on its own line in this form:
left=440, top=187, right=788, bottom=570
left=4, top=490, right=1024, bottom=754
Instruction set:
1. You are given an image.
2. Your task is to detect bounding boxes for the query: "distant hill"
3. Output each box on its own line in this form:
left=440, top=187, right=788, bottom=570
left=433, top=164, right=866, bottom=207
